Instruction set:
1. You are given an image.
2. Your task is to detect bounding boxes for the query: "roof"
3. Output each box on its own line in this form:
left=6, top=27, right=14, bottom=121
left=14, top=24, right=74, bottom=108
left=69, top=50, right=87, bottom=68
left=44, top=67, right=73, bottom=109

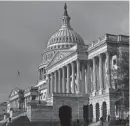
left=47, top=3, right=84, bottom=50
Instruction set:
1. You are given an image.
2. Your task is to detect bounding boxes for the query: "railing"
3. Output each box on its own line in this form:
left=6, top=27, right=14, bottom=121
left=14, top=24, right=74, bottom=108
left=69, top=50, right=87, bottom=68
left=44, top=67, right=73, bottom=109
left=88, top=35, right=107, bottom=49
left=87, top=33, right=129, bottom=50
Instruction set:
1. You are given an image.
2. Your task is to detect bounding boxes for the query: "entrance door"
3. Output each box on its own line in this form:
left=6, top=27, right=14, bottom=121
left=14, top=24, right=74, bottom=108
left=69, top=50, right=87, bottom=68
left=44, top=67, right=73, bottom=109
left=83, top=105, right=89, bottom=124
left=59, top=105, right=72, bottom=126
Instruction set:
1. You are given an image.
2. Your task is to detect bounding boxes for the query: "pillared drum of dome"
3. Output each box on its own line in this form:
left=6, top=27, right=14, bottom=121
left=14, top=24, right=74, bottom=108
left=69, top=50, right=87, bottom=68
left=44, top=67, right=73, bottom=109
left=47, top=3, right=85, bottom=49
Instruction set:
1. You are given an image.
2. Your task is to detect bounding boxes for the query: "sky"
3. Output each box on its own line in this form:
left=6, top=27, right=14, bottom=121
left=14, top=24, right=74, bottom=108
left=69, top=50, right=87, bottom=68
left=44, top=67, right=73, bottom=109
left=0, top=1, right=129, bottom=102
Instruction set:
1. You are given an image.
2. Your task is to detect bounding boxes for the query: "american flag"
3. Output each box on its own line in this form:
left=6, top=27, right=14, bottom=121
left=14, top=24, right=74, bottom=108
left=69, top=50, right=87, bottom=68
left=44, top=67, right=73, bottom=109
left=17, top=70, right=20, bottom=76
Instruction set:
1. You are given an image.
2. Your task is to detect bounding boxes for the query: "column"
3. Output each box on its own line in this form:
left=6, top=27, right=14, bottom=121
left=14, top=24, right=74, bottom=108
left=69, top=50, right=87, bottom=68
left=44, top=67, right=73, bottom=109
left=77, top=59, right=80, bottom=93
left=85, top=65, right=87, bottom=94
left=54, top=71, right=56, bottom=93
left=99, top=54, right=103, bottom=94
left=47, top=74, right=50, bottom=96
left=93, top=103, right=96, bottom=122
left=93, top=58, right=96, bottom=95
left=38, top=69, right=40, bottom=80
left=52, top=73, right=54, bottom=93
left=90, top=63, right=93, bottom=93
left=81, top=61, right=85, bottom=94
left=54, top=71, right=58, bottom=93
left=107, top=101, right=110, bottom=121
left=67, top=64, right=70, bottom=93
left=100, top=102, right=103, bottom=119
left=43, top=68, right=45, bottom=79
left=60, top=69, right=62, bottom=93
left=71, top=62, right=75, bottom=93
left=58, top=69, right=61, bottom=93
left=86, top=61, right=90, bottom=94
left=50, top=73, right=53, bottom=95
left=62, top=67, right=65, bottom=93
left=41, top=68, right=43, bottom=80
left=40, top=69, right=42, bottom=80
left=106, top=51, right=111, bottom=90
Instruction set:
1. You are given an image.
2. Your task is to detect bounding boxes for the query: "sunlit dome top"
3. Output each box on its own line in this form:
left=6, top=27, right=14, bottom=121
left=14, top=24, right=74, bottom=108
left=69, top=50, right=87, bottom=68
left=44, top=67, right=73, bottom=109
left=47, top=3, right=85, bottom=49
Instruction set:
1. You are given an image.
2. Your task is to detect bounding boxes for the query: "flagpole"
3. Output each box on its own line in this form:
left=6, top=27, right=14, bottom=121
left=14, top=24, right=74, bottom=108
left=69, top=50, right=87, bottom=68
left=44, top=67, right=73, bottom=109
left=17, top=70, right=20, bottom=88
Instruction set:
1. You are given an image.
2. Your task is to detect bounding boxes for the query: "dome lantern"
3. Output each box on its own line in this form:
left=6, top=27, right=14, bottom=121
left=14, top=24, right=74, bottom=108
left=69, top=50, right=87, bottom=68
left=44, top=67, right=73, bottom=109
left=61, top=3, right=71, bottom=29
left=47, top=3, right=85, bottom=49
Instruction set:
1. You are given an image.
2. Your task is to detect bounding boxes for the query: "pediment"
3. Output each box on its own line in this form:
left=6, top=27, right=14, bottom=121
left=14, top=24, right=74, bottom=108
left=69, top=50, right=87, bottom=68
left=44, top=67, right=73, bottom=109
left=9, top=88, right=19, bottom=98
left=47, top=50, right=75, bottom=68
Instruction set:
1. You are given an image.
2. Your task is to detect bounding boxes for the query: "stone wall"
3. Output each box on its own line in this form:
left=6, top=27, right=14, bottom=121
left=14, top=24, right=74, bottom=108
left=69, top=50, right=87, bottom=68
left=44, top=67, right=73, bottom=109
left=26, top=94, right=89, bottom=123
left=11, top=109, right=25, bottom=118
left=52, top=94, right=89, bottom=121
left=89, top=91, right=110, bottom=122
left=27, top=103, right=52, bottom=122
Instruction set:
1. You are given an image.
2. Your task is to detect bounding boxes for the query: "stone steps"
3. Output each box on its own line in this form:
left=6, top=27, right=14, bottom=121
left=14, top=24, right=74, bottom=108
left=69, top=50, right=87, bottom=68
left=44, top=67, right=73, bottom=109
left=89, top=121, right=109, bottom=126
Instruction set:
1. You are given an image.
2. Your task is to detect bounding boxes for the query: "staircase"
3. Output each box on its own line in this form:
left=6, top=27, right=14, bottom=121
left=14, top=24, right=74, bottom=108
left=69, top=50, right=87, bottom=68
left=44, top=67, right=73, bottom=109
left=89, top=121, right=109, bottom=126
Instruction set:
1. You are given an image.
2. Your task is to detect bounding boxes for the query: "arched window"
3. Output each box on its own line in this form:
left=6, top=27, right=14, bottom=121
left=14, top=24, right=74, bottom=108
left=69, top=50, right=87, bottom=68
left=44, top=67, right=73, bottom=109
left=89, top=104, right=93, bottom=123
left=96, top=103, right=100, bottom=122
left=102, top=102, right=107, bottom=121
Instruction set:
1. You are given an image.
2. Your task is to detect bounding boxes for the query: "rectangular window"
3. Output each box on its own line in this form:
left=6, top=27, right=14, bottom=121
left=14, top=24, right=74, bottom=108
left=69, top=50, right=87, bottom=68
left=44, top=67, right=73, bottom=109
left=113, top=59, right=116, bottom=65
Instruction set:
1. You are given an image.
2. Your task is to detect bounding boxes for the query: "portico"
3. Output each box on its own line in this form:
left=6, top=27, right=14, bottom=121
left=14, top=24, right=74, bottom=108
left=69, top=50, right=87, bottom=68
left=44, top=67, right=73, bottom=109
left=46, top=49, right=113, bottom=98
left=47, top=58, right=88, bottom=96
left=88, top=51, right=112, bottom=96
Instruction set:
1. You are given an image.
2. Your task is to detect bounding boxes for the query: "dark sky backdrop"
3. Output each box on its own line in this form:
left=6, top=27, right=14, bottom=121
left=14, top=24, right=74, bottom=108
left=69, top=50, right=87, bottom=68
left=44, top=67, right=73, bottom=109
left=0, top=1, right=129, bottom=102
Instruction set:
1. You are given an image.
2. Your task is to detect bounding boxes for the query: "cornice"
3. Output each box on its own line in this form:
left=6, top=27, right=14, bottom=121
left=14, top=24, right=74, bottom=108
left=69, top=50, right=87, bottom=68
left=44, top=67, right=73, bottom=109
left=47, top=51, right=77, bottom=73
left=88, top=42, right=107, bottom=54
left=47, top=51, right=88, bottom=74
left=88, top=44, right=107, bottom=59
left=88, top=33, right=129, bottom=53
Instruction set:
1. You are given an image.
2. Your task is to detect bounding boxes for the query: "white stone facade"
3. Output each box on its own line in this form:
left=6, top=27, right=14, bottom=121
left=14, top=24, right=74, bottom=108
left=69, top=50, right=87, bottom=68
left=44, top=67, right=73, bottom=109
left=7, top=4, right=129, bottom=123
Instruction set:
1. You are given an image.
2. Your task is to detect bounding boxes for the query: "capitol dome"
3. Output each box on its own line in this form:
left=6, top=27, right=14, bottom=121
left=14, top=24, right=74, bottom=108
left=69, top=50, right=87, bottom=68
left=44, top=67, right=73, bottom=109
left=47, top=3, right=85, bottom=49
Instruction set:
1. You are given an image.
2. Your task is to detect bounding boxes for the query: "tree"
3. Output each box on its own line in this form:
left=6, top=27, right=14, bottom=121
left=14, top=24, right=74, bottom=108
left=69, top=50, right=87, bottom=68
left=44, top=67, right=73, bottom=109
left=111, top=46, right=129, bottom=119
left=117, top=48, right=129, bottom=90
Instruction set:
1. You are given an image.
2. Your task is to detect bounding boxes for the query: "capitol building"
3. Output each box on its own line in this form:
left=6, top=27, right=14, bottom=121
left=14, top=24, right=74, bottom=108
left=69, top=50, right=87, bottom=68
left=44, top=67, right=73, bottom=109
left=5, top=3, right=129, bottom=125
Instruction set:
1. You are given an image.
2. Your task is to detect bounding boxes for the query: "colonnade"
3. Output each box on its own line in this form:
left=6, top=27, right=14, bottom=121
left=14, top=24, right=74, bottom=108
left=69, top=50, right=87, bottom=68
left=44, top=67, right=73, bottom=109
left=47, top=60, right=84, bottom=96
left=89, top=51, right=111, bottom=94
left=46, top=51, right=111, bottom=97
